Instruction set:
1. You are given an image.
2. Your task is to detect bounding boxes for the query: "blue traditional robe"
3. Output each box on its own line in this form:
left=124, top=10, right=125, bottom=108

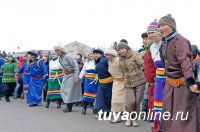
left=94, top=57, right=113, bottom=112
left=16, top=63, right=31, bottom=103
left=28, top=60, right=48, bottom=105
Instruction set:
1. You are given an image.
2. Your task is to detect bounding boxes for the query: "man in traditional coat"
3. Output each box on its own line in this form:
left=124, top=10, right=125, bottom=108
left=54, top=43, right=82, bottom=113
left=158, top=14, right=200, bottom=132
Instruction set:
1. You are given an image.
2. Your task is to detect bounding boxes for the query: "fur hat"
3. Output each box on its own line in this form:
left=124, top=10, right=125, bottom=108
left=53, top=43, right=68, bottom=53
left=104, top=48, right=118, bottom=57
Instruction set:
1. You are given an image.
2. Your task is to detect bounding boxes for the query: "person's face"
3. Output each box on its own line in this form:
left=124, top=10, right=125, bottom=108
left=76, top=55, right=81, bottom=60
left=27, top=54, right=34, bottom=60
left=88, top=53, right=94, bottom=60
left=51, top=54, right=57, bottom=59
left=8, top=57, right=13, bottom=62
left=93, top=53, right=102, bottom=60
left=142, top=37, right=152, bottom=46
left=148, top=32, right=161, bottom=43
left=106, top=54, right=114, bottom=61
left=55, top=50, right=63, bottom=56
left=158, top=24, right=173, bottom=38
left=118, top=48, right=127, bottom=57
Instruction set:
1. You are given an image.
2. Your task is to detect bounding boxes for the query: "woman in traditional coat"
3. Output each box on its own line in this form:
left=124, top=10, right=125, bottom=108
left=45, top=51, right=63, bottom=109
left=158, top=14, right=200, bottom=132
left=105, top=48, right=126, bottom=123
left=54, top=43, right=82, bottom=113
left=78, top=51, right=98, bottom=115
left=93, top=49, right=113, bottom=116
left=2, top=55, right=18, bottom=102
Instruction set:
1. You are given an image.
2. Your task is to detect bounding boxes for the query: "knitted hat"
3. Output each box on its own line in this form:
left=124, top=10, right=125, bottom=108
left=141, top=32, right=148, bottom=38
left=104, top=48, right=118, bottom=57
left=158, top=14, right=176, bottom=30
left=147, top=19, right=159, bottom=33
left=53, top=43, right=68, bottom=53
left=120, top=39, right=128, bottom=44
left=93, top=49, right=104, bottom=55
left=117, top=42, right=130, bottom=50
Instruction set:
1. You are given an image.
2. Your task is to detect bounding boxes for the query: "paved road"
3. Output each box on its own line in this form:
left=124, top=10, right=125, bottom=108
left=0, top=98, right=153, bottom=132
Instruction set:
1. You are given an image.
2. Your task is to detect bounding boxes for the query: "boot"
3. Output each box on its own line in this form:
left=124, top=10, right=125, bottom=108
left=5, top=97, right=10, bottom=102
left=56, top=99, right=62, bottom=109
left=0, top=97, right=2, bottom=100
left=81, top=108, right=86, bottom=115
left=63, top=103, right=72, bottom=113
left=45, top=100, right=50, bottom=108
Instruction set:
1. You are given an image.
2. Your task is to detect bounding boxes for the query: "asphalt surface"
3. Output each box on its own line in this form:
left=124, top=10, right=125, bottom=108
left=0, top=98, right=153, bottom=132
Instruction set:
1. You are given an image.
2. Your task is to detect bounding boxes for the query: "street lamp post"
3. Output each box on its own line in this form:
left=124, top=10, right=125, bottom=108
left=18, top=46, right=20, bottom=53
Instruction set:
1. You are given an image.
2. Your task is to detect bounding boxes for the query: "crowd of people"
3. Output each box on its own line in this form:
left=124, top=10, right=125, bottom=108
left=0, top=14, right=200, bottom=132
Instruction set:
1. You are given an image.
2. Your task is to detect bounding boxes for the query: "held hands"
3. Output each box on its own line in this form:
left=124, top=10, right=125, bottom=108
left=75, top=77, right=81, bottom=83
left=189, top=84, right=200, bottom=93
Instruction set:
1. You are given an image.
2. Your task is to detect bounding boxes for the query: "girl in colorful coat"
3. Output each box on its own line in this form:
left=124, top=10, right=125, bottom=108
left=147, top=20, right=166, bottom=132
left=45, top=51, right=63, bottom=109
left=2, top=55, right=18, bottom=102
left=78, top=50, right=98, bottom=115
left=93, top=49, right=113, bottom=116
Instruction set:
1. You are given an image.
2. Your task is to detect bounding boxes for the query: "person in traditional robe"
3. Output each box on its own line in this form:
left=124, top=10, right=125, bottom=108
left=93, top=49, right=113, bottom=117
left=15, top=57, right=30, bottom=103
left=78, top=51, right=98, bottom=115
left=158, top=14, right=200, bottom=132
left=27, top=51, right=48, bottom=107
left=105, top=48, right=126, bottom=123
left=54, top=43, right=82, bottom=113
left=45, top=51, right=63, bottom=109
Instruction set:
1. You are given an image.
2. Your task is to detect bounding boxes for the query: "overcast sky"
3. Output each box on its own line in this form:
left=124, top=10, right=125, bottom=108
left=0, top=0, right=199, bottom=52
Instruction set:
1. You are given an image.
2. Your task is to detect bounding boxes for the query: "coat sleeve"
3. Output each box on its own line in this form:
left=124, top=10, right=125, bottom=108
left=79, top=62, right=86, bottom=79
left=175, top=37, right=195, bottom=87
left=39, top=61, right=48, bottom=78
left=133, top=51, right=144, bottom=67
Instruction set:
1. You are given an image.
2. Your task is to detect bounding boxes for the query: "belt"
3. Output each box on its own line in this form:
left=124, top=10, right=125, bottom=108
left=32, top=76, right=44, bottom=79
left=166, top=77, right=186, bottom=87
left=114, top=77, right=124, bottom=81
left=99, top=76, right=114, bottom=84
left=64, top=70, right=75, bottom=75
